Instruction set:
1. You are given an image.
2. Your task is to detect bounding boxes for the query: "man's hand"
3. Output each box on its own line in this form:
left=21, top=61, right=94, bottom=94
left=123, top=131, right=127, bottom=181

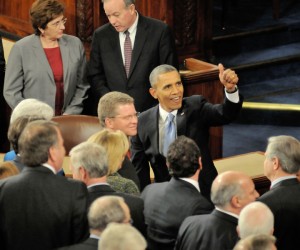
left=218, top=63, right=239, bottom=92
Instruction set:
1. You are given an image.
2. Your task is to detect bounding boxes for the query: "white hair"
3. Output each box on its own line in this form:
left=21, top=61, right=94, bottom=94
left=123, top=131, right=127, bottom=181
left=10, top=98, right=54, bottom=123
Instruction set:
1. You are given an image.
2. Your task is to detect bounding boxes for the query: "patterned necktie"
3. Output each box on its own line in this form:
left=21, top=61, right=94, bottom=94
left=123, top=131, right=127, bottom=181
left=163, top=113, right=176, bottom=156
left=124, top=30, right=132, bottom=77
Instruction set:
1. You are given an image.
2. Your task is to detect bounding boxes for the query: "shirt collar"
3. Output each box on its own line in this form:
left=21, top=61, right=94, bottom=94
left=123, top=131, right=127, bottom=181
left=179, top=177, right=200, bottom=192
left=87, top=183, right=110, bottom=189
left=42, top=163, right=56, bottom=174
left=159, top=105, right=178, bottom=122
left=215, top=206, right=239, bottom=219
left=127, top=11, right=138, bottom=34
left=270, top=175, right=297, bottom=189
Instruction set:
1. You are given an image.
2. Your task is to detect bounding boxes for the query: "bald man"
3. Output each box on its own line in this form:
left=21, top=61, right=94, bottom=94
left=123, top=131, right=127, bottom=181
left=238, top=201, right=274, bottom=239
left=175, top=171, right=259, bottom=250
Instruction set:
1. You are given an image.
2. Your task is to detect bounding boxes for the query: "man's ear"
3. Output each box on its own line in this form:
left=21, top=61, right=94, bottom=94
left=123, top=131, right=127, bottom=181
left=105, top=117, right=114, bottom=129
left=149, top=88, right=158, bottom=99
left=272, top=157, right=280, bottom=170
left=198, top=157, right=202, bottom=171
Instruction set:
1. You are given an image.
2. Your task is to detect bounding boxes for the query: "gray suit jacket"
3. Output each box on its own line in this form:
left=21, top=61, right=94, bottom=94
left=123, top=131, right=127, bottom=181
left=4, top=34, right=89, bottom=114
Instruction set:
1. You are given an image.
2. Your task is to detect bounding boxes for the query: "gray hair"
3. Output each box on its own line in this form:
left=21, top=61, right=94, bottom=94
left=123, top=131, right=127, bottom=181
left=10, top=98, right=54, bottom=124
left=18, top=120, right=59, bottom=167
left=149, top=64, right=178, bottom=87
left=266, top=135, right=300, bottom=174
left=234, top=234, right=276, bottom=250
left=99, top=223, right=147, bottom=250
left=88, top=196, right=127, bottom=232
left=69, top=141, right=108, bottom=178
left=238, top=201, right=274, bottom=239
left=97, top=91, right=134, bottom=128
left=211, top=180, right=243, bottom=208
left=102, top=0, right=135, bottom=7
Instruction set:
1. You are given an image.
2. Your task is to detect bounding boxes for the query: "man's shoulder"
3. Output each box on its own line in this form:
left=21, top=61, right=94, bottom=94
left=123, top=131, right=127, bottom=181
left=94, top=23, right=114, bottom=35
left=139, top=14, right=169, bottom=28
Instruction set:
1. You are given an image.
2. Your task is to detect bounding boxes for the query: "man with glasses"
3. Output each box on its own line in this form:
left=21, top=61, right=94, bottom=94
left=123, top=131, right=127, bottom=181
left=87, top=0, right=178, bottom=115
left=4, top=0, right=89, bottom=115
left=98, top=91, right=140, bottom=188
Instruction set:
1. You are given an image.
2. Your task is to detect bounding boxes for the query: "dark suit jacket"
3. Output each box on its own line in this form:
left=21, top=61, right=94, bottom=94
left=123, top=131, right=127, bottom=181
left=56, top=237, right=98, bottom=250
left=0, top=166, right=89, bottom=250
left=88, top=184, right=146, bottom=237
left=131, top=95, right=243, bottom=197
left=141, top=178, right=213, bottom=250
left=118, top=156, right=140, bottom=190
left=87, top=14, right=178, bottom=114
left=258, top=178, right=300, bottom=250
left=175, top=209, right=239, bottom=250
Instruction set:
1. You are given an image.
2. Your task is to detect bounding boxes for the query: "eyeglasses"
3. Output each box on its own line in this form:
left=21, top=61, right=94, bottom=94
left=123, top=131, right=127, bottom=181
left=49, top=18, right=67, bottom=28
left=109, top=112, right=140, bottom=121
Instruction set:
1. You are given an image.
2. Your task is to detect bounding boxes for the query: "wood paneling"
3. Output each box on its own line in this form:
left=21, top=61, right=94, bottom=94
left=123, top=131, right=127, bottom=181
left=181, top=58, right=224, bottom=159
left=0, top=0, right=213, bottom=63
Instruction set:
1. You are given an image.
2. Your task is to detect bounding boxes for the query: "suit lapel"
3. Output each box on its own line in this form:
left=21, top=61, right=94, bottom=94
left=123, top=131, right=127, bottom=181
left=129, top=14, right=147, bottom=79
left=176, top=104, right=187, bottom=136
left=147, top=106, right=160, bottom=155
left=108, top=27, right=128, bottom=80
left=32, top=35, right=54, bottom=82
left=58, top=36, right=69, bottom=91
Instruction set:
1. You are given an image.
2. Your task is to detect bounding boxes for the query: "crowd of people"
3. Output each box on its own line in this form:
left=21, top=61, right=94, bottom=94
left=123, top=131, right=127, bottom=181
left=0, top=0, right=300, bottom=250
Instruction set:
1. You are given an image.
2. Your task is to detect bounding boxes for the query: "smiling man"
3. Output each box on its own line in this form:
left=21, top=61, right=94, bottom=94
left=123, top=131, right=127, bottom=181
left=87, top=0, right=178, bottom=115
left=131, top=64, right=243, bottom=199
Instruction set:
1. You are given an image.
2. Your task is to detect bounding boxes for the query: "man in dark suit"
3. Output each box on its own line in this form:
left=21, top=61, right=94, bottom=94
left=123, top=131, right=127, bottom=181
left=0, top=120, right=89, bottom=250
left=87, top=0, right=178, bottom=114
left=258, top=135, right=300, bottom=250
left=131, top=64, right=243, bottom=198
left=57, top=196, right=132, bottom=250
left=141, top=136, right=213, bottom=250
left=69, top=141, right=146, bottom=237
left=175, top=171, right=260, bottom=250
left=97, top=91, right=140, bottom=188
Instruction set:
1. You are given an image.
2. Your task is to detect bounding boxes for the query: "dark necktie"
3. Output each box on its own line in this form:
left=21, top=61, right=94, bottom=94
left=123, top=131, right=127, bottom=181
left=124, top=30, right=132, bottom=77
left=163, top=113, right=176, bottom=156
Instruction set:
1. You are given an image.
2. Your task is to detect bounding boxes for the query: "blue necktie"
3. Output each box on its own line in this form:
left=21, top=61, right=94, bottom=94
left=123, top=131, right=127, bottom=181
left=163, top=113, right=176, bottom=156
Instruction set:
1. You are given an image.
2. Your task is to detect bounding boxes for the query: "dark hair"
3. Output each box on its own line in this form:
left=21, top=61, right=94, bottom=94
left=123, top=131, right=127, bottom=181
left=167, top=136, right=201, bottom=178
left=30, top=0, right=65, bottom=35
left=18, top=120, right=59, bottom=167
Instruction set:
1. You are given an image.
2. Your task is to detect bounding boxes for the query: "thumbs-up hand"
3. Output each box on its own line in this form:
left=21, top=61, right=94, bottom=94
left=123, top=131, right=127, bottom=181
left=218, top=63, right=238, bottom=93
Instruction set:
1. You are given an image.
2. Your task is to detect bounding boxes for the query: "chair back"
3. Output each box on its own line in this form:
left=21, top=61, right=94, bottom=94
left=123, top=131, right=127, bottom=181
left=52, top=115, right=101, bottom=154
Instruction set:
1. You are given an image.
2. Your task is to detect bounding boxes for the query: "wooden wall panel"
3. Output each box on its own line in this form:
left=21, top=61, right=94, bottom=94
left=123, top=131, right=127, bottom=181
left=0, top=0, right=213, bottom=63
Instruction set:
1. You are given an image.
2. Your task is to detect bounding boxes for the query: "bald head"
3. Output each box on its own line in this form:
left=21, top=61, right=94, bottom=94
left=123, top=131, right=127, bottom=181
left=88, top=196, right=131, bottom=235
left=211, top=171, right=259, bottom=214
left=238, top=201, right=274, bottom=239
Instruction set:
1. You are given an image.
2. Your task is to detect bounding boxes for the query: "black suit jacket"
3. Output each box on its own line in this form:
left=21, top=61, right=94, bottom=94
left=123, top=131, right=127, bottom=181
left=88, top=184, right=146, bottom=237
left=56, top=237, right=98, bottom=250
left=0, top=166, right=89, bottom=250
left=258, top=178, right=300, bottom=250
left=131, top=95, right=243, bottom=197
left=118, top=156, right=140, bottom=190
left=87, top=14, right=178, bottom=114
left=175, top=209, right=239, bottom=250
left=141, top=178, right=213, bottom=250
